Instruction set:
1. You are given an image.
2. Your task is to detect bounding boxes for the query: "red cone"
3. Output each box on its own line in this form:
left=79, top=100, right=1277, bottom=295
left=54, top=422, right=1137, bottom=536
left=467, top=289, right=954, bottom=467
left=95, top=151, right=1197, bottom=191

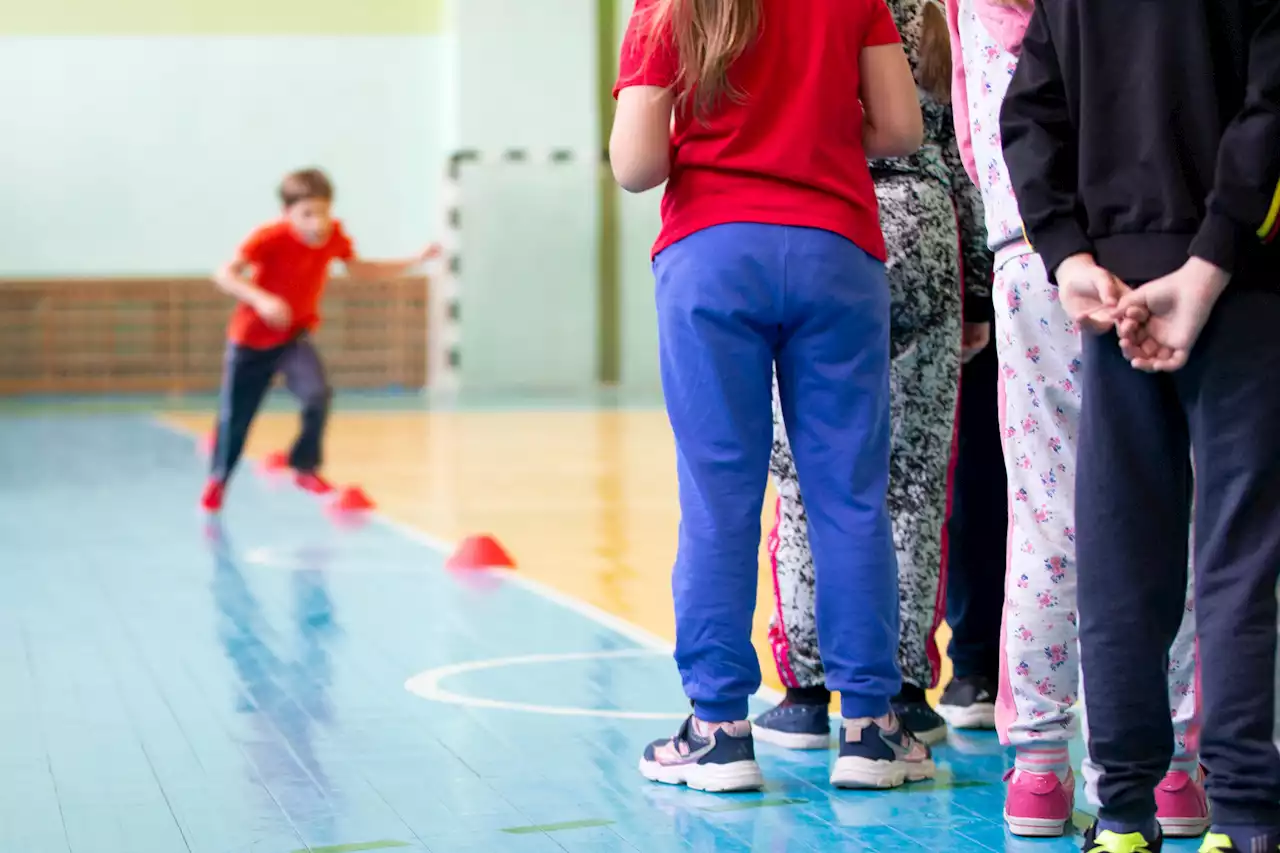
left=446, top=534, right=516, bottom=570
left=332, top=485, right=375, bottom=512
left=260, top=450, right=290, bottom=473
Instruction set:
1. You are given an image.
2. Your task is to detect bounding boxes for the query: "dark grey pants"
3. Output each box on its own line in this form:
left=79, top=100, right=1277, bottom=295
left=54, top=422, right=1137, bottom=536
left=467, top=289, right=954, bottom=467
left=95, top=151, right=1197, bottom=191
left=211, top=335, right=332, bottom=482
left=1078, top=287, right=1280, bottom=829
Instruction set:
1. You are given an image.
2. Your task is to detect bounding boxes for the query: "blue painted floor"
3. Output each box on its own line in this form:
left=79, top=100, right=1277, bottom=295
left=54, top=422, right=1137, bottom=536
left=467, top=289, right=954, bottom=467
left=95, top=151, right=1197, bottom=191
left=0, top=413, right=1204, bottom=853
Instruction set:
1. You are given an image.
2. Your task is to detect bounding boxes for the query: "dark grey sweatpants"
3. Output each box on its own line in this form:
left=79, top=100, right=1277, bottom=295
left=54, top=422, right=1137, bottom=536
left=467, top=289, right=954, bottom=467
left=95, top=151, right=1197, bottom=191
left=1078, top=286, right=1280, bottom=829
left=211, top=334, right=332, bottom=482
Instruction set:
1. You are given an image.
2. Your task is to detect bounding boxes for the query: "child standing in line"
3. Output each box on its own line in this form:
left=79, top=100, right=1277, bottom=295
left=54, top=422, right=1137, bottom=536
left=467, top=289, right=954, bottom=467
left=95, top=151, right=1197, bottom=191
left=753, top=0, right=993, bottom=750
left=948, top=0, right=1204, bottom=838
left=1001, top=0, right=1280, bottom=850
left=201, top=168, right=438, bottom=513
left=937, top=337, right=1008, bottom=731
left=612, top=0, right=930, bottom=793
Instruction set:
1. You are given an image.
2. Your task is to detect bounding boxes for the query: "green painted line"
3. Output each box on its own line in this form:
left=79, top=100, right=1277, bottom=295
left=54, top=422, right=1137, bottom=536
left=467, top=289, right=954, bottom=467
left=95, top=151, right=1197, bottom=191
left=291, top=841, right=411, bottom=853
left=699, top=797, right=809, bottom=813
left=1072, top=810, right=1095, bottom=832
left=502, top=818, right=616, bottom=835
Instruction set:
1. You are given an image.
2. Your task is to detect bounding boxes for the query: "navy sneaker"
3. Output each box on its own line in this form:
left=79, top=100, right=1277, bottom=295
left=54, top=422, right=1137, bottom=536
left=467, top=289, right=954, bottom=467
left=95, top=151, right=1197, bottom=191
left=830, top=713, right=936, bottom=789
left=1081, top=821, right=1163, bottom=852
left=752, top=700, right=831, bottom=750
left=891, top=686, right=948, bottom=745
left=1198, top=832, right=1280, bottom=852
left=937, top=675, right=997, bottom=730
left=639, top=716, right=764, bottom=792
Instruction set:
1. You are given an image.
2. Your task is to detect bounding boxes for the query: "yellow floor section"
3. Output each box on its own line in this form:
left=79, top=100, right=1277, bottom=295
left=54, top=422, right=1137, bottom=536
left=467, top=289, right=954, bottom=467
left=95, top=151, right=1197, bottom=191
left=165, top=409, right=950, bottom=702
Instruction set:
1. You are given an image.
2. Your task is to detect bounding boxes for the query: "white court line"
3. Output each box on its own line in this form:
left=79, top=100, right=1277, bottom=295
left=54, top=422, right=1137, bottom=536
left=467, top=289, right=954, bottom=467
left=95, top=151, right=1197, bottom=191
left=404, top=650, right=689, bottom=720
left=156, top=416, right=784, bottom=705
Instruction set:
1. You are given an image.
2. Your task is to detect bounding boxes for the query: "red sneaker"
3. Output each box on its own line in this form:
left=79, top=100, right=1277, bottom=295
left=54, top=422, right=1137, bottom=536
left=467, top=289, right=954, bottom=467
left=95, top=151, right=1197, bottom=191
left=295, top=472, right=334, bottom=495
left=200, top=479, right=225, bottom=513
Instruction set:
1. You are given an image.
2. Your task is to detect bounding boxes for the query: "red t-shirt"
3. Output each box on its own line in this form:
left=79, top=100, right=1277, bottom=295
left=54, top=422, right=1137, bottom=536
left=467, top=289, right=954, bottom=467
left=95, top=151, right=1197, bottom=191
left=614, top=0, right=901, bottom=260
left=227, top=220, right=355, bottom=349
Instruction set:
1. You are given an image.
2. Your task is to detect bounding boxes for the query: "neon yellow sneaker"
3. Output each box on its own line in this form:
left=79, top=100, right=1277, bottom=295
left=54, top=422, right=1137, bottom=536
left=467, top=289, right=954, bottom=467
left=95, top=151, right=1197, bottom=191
left=1081, top=822, right=1162, bottom=853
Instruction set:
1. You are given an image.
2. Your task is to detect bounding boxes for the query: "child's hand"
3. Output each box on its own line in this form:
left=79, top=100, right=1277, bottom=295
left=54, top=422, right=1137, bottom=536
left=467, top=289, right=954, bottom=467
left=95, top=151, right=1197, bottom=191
left=418, top=243, right=443, bottom=263
left=254, top=293, right=292, bottom=330
left=1115, top=258, right=1229, bottom=372
left=961, top=321, right=990, bottom=363
left=1055, top=254, right=1128, bottom=334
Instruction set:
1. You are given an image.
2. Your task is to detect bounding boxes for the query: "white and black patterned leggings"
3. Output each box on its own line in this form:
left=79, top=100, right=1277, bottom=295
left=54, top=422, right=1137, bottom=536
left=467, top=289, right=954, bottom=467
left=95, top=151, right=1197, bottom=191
left=767, top=175, right=963, bottom=692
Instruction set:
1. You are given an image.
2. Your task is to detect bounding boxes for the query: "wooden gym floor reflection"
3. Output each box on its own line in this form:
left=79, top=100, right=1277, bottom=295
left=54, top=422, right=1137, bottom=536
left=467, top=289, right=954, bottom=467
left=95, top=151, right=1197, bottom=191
left=163, top=406, right=952, bottom=700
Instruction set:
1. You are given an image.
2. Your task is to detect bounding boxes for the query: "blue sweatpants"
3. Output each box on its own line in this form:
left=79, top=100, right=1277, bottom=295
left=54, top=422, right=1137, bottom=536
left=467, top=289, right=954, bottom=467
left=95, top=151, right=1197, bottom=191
left=654, top=223, right=900, bottom=722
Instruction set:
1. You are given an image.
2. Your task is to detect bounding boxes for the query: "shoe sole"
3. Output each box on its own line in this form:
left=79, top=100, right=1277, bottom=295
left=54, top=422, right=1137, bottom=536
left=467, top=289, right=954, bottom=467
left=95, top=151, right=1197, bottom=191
left=1004, top=813, right=1070, bottom=837
left=752, top=726, right=831, bottom=750
left=830, top=756, right=937, bottom=789
left=638, top=758, right=764, bottom=793
left=937, top=703, right=996, bottom=730
left=1158, top=816, right=1211, bottom=838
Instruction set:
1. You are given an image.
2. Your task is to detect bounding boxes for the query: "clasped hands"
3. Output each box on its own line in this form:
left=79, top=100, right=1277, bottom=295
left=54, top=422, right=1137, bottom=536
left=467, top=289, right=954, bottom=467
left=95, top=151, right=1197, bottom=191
left=1055, top=254, right=1230, bottom=372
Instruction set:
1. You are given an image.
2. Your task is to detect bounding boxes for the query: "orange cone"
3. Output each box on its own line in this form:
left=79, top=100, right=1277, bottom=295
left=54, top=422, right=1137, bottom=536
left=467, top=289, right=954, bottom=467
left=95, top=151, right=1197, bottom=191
left=332, top=485, right=375, bottom=512
left=446, top=534, right=516, bottom=570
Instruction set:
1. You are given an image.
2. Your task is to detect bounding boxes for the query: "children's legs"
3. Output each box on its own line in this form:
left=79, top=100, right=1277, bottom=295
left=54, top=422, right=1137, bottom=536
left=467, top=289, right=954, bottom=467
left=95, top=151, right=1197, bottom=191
left=878, top=177, right=963, bottom=691
left=991, top=252, right=1082, bottom=748
left=211, top=343, right=284, bottom=482
left=278, top=335, right=332, bottom=473
left=1180, top=289, right=1280, bottom=834
left=946, top=342, right=1007, bottom=684
left=654, top=224, right=779, bottom=723
left=1075, top=331, right=1192, bottom=830
left=766, top=371, right=825, bottom=692
left=774, top=227, right=898, bottom=720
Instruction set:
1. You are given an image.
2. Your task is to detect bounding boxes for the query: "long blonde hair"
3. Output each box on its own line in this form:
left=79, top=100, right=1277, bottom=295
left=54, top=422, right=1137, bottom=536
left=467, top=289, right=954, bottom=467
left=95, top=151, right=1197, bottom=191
left=915, top=0, right=952, bottom=103
left=645, top=0, right=762, bottom=119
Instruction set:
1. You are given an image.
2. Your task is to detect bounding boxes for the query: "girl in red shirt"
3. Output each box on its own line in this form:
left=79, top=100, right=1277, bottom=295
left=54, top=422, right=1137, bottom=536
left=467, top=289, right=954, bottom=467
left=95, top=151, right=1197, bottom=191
left=612, top=0, right=930, bottom=793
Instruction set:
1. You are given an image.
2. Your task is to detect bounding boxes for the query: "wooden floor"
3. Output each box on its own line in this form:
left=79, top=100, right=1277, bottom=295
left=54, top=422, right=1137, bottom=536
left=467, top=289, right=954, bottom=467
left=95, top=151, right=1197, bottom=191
left=163, top=406, right=952, bottom=700
left=1, top=401, right=1129, bottom=853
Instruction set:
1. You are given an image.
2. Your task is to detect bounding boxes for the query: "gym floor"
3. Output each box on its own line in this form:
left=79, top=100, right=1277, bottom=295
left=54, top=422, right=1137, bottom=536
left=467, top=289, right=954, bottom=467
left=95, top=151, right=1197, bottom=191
left=0, top=396, right=1189, bottom=852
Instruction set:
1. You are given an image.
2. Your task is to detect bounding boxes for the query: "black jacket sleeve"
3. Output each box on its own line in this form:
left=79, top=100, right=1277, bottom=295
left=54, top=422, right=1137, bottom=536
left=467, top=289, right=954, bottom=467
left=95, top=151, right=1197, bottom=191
left=998, top=3, right=1090, bottom=279
left=1189, top=0, right=1280, bottom=272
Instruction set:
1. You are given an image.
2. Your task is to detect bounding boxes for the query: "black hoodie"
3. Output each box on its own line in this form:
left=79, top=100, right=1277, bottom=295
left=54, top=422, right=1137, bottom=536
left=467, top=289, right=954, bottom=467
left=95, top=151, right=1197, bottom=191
left=999, top=0, right=1280, bottom=288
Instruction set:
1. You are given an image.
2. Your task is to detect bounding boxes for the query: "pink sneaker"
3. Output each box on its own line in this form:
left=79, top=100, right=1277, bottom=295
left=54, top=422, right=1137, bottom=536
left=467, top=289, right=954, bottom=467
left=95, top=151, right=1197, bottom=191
left=1004, top=768, right=1074, bottom=837
left=1156, top=767, right=1210, bottom=838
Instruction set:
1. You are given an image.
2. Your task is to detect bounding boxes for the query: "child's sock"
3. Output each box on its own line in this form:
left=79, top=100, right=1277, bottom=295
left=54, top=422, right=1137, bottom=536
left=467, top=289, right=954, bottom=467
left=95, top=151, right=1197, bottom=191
left=1097, top=816, right=1160, bottom=840
left=691, top=718, right=750, bottom=738
left=1014, top=744, right=1071, bottom=783
left=1168, top=754, right=1200, bottom=777
left=1211, top=825, right=1280, bottom=851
